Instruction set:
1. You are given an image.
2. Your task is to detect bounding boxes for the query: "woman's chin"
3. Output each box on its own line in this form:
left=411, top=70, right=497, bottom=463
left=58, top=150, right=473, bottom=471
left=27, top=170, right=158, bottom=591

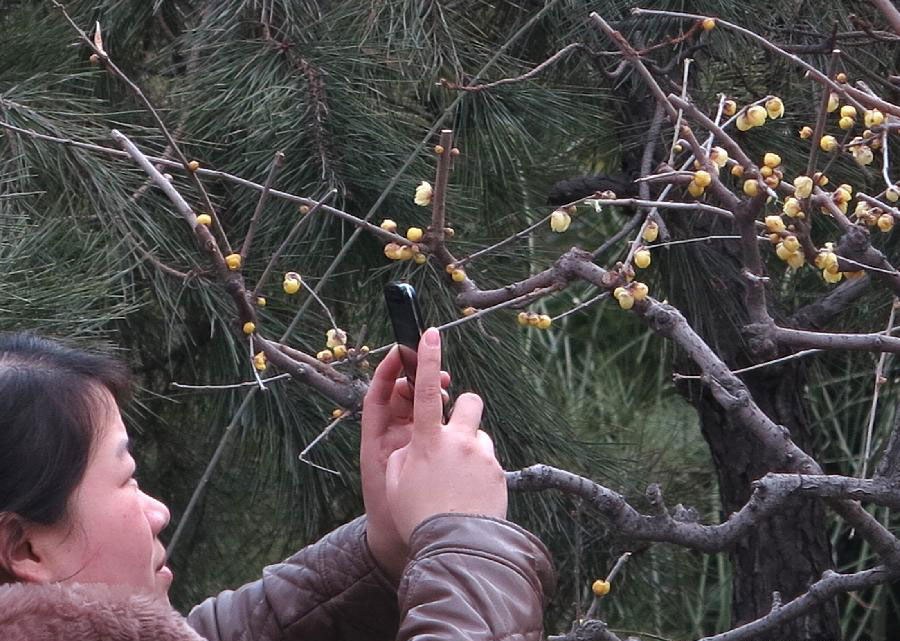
left=155, top=566, right=174, bottom=599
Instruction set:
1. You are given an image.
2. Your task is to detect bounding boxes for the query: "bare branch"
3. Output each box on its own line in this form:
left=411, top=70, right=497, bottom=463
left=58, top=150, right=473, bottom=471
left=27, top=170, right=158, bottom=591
left=241, top=151, right=284, bottom=263
left=697, top=566, right=897, bottom=641
left=870, top=0, right=900, bottom=36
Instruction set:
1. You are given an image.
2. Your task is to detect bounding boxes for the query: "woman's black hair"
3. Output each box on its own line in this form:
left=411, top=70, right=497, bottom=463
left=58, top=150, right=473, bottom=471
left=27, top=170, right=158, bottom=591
left=0, top=333, right=131, bottom=528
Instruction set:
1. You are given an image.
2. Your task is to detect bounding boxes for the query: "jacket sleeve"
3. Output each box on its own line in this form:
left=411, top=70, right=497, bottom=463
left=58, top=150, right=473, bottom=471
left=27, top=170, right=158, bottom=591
left=397, top=513, right=556, bottom=641
left=185, top=515, right=400, bottom=641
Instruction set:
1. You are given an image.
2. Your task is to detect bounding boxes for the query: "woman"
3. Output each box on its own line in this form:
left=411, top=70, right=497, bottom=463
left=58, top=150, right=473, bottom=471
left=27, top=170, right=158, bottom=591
left=0, top=329, right=554, bottom=641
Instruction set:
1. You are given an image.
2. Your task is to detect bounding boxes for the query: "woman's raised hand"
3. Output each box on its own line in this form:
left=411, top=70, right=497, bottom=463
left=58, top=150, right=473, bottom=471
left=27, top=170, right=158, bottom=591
left=384, top=327, right=507, bottom=542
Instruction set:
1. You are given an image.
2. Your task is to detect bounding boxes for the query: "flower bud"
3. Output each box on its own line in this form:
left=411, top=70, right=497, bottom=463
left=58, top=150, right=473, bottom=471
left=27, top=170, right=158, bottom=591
left=793, top=176, right=813, bottom=199
left=765, top=97, right=784, bottom=119
left=634, top=248, right=651, bottom=269
left=632, top=282, right=649, bottom=300
left=819, top=135, right=838, bottom=152
left=687, top=181, right=705, bottom=197
left=786, top=251, right=804, bottom=268
left=550, top=210, right=572, bottom=232
left=747, top=105, right=767, bottom=127
left=225, top=253, right=242, bottom=270
left=783, top=197, right=802, bottom=217
left=763, top=152, right=781, bottom=168
left=642, top=221, right=659, bottom=243
left=765, top=215, right=786, bottom=233
left=709, top=146, right=729, bottom=167
left=693, top=170, right=712, bottom=187
left=851, top=145, right=874, bottom=166
left=864, top=109, right=884, bottom=127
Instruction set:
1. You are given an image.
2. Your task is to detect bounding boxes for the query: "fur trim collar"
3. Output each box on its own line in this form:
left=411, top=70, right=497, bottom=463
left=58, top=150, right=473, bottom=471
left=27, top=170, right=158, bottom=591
left=0, top=582, right=204, bottom=641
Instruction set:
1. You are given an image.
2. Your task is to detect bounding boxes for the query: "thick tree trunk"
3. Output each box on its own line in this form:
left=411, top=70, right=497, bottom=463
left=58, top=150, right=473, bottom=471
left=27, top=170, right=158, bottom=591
left=666, top=219, right=840, bottom=640
left=609, top=63, right=841, bottom=635
left=691, top=369, right=839, bottom=640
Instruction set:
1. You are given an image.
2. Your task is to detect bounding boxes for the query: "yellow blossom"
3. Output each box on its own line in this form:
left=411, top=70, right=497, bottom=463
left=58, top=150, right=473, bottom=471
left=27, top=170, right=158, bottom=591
left=819, top=135, right=838, bottom=152
left=710, top=146, right=729, bottom=167
left=414, top=181, right=433, bottom=206
left=550, top=210, right=571, bottom=233
left=864, top=110, right=884, bottom=127
left=793, top=176, right=813, bottom=199
left=783, top=197, right=802, bottom=217
left=765, top=97, right=784, bottom=119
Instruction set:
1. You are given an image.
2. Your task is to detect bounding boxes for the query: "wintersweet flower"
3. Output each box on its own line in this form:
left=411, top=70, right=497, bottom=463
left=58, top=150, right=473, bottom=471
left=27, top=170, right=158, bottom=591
left=414, top=181, right=433, bottom=206
left=765, top=97, right=784, bottom=119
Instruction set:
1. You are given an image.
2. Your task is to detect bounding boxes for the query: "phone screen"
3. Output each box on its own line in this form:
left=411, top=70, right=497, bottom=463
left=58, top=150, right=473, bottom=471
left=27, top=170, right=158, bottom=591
left=384, top=282, right=426, bottom=385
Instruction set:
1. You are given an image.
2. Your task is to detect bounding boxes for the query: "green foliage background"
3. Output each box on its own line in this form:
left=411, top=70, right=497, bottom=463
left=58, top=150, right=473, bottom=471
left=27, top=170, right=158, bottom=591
left=1, top=0, right=898, bottom=638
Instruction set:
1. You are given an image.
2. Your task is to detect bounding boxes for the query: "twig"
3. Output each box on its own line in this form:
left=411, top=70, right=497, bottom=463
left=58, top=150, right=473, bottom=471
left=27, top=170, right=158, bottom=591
left=300, top=278, right=340, bottom=332
left=806, top=50, right=842, bottom=177
left=171, top=373, right=292, bottom=390
left=298, top=413, right=349, bottom=476
left=252, top=189, right=336, bottom=299
left=430, top=129, right=455, bottom=245
left=552, top=292, right=610, bottom=322
left=697, top=567, right=897, bottom=641
left=50, top=2, right=233, bottom=254
left=248, top=334, right=267, bottom=391
left=861, top=298, right=897, bottom=478
left=439, top=43, right=588, bottom=92
left=673, top=349, right=824, bottom=380
left=241, top=151, right=284, bottom=262
left=667, top=58, right=692, bottom=165
left=630, top=8, right=892, bottom=116
left=281, top=0, right=569, bottom=342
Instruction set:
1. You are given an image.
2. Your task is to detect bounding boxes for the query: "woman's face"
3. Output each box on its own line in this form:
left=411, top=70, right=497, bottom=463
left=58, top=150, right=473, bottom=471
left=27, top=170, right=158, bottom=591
left=29, top=387, right=172, bottom=599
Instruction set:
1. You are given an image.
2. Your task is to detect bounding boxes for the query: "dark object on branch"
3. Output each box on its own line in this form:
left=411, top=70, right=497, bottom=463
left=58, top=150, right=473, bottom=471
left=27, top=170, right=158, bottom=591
left=547, top=173, right=638, bottom=206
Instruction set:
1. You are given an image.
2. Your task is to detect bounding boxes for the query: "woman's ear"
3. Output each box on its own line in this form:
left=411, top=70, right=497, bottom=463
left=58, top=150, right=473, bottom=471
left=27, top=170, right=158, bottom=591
left=0, top=513, right=54, bottom=583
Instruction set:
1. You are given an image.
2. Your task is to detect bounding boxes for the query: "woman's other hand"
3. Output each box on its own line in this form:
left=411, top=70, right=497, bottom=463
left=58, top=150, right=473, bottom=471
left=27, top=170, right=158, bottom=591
left=385, top=327, right=507, bottom=543
left=360, top=342, right=449, bottom=583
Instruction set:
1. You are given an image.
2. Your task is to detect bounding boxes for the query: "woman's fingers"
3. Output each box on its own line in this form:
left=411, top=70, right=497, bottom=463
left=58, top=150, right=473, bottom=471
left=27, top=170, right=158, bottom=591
left=446, top=392, right=483, bottom=435
left=394, top=371, right=450, bottom=402
left=364, top=346, right=403, bottom=409
left=412, top=328, right=444, bottom=446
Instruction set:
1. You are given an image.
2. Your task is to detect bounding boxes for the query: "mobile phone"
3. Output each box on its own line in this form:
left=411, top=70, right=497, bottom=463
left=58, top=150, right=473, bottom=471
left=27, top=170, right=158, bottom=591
left=384, top=281, right=426, bottom=386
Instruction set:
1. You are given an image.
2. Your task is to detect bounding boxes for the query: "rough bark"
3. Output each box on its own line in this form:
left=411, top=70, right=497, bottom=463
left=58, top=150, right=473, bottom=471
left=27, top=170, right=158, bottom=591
left=663, top=209, right=839, bottom=640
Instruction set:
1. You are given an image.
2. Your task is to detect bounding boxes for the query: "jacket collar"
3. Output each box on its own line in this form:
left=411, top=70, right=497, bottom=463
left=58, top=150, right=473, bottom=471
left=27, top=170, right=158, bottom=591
left=0, top=582, right=204, bottom=641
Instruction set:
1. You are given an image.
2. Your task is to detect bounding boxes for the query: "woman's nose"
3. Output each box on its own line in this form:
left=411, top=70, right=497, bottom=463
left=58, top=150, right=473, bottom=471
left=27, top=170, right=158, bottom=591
left=143, top=491, right=171, bottom=534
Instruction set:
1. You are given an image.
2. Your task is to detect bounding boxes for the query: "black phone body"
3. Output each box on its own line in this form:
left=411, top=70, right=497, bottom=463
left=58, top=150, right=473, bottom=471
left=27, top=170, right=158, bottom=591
left=384, top=282, right=426, bottom=385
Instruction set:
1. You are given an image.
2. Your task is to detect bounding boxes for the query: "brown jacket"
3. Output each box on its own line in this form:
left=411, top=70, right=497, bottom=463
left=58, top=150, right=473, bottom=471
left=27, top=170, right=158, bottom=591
left=0, top=513, right=555, bottom=641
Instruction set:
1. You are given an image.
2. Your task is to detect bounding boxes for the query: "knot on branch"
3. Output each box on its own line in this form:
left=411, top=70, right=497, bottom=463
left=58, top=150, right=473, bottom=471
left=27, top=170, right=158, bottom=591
left=672, top=503, right=699, bottom=523
left=837, top=224, right=872, bottom=257
left=572, top=619, right=613, bottom=641
left=743, top=321, right=778, bottom=360
left=645, top=483, right=669, bottom=517
left=641, top=300, right=677, bottom=333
